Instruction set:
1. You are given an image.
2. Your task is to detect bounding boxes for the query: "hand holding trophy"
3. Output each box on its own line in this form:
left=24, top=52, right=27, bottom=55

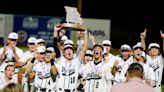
left=59, top=6, right=86, bottom=31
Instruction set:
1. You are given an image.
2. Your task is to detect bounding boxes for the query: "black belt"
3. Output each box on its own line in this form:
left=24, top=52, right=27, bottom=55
left=153, top=84, right=161, bottom=88
left=59, top=88, right=75, bottom=92
left=36, top=87, right=51, bottom=92
left=39, top=76, right=51, bottom=79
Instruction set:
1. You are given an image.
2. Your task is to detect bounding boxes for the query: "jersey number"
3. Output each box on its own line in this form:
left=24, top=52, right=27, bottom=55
left=70, top=77, right=75, bottom=84
left=96, top=82, right=99, bottom=88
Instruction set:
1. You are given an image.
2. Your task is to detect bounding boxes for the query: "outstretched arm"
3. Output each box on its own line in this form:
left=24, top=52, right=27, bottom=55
left=160, top=30, right=164, bottom=52
left=140, top=29, right=147, bottom=50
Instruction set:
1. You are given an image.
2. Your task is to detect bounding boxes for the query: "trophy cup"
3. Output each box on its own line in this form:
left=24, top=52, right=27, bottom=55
left=59, top=6, right=86, bottom=31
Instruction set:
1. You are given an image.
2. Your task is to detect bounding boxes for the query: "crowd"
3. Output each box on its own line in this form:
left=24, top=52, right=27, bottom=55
left=0, top=25, right=163, bottom=92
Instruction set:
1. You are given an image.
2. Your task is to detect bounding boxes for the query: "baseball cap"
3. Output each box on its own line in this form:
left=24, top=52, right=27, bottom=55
left=121, top=44, right=131, bottom=51
left=85, top=50, right=93, bottom=56
left=36, top=38, right=45, bottom=44
left=102, top=40, right=111, bottom=46
left=61, top=35, right=68, bottom=42
left=37, top=46, right=46, bottom=53
left=64, top=44, right=73, bottom=50
left=8, top=32, right=18, bottom=39
left=148, top=43, right=160, bottom=49
left=133, top=42, right=143, bottom=50
left=93, top=43, right=104, bottom=51
left=28, top=37, right=37, bottom=43
left=64, top=39, right=74, bottom=46
left=46, top=47, right=55, bottom=52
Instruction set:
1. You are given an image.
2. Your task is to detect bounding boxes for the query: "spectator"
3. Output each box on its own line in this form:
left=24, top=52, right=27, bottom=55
left=111, top=63, right=155, bottom=92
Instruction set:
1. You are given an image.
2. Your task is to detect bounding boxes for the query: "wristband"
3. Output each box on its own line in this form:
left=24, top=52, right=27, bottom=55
left=51, top=59, right=54, bottom=66
left=31, top=58, right=35, bottom=63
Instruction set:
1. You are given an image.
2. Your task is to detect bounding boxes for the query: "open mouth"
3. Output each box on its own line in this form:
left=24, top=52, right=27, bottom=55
left=95, top=52, right=99, bottom=55
left=137, top=53, right=141, bottom=56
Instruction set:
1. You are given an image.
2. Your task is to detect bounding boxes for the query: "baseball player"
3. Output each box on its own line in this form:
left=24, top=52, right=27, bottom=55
left=54, top=29, right=88, bottom=92
left=120, top=43, right=156, bottom=86
left=17, top=37, right=37, bottom=92
left=81, top=44, right=113, bottom=92
left=102, top=40, right=116, bottom=67
left=112, top=44, right=133, bottom=83
left=146, top=43, right=163, bottom=92
left=140, top=30, right=164, bottom=92
left=0, top=32, right=23, bottom=72
left=25, top=46, right=47, bottom=92
left=0, top=64, right=17, bottom=90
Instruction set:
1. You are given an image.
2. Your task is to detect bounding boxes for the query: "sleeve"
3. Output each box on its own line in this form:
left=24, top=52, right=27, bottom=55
left=16, top=48, right=24, bottom=58
left=0, top=77, right=4, bottom=90
left=76, top=40, right=84, bottom=57
left=32, top=64, right=38, bottom=72
left=53, top=38, right=61, bottom=58
left=18, top=53, right=29, bottom=62
left=0, top=48, right=4, bottom=55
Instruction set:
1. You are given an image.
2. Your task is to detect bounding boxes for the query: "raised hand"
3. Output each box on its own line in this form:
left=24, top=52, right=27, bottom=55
left=140, top=29, right=147, bottom=39
left=160, top=30, right=164, bottom=39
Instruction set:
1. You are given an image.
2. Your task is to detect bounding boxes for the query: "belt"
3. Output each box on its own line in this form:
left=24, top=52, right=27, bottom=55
left=39, top=76, right=51, bottom=79
left=59, top=88, right=75, bottom=92
left=36, top=87, right=51, bottom=92
left=153, top=84, right=161, bottom=88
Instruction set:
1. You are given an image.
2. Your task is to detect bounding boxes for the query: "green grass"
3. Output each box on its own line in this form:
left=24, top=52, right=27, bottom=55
left=0, top=45, right=28, bottom=51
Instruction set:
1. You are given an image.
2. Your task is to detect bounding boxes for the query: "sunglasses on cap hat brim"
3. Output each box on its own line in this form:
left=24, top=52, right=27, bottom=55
left=46, top=50, right=52, bottom=53
left=39, top=52, right=46, bottom=55
left=64, top=47, right=73, bottom=50
left=103, top=44, right=111, bottom=46
left=133, top=47, right=143, bottom=51
left=37, top=42, right=46, bottom=45
left=9, top=39, right=17, bottom=41
left=28, top=43, right=35, bottom=45
left=149, top=46, right=160, bottom=49
left=85, top=54, right=93, bottom=57
left=121, top=49, right=130, bottom=52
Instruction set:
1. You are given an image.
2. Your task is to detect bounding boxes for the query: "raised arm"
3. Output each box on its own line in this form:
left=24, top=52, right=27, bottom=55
left=160, top=30, right=164, bottom=52
left=0, top=47, right=6, bottom=64
left=89, top=33, right=96, bottom=46
left=53, top=24, right=62, bottom=58
left=79, top=30, right=88, bottom=61
left=140, top=29, right=147, bottom=50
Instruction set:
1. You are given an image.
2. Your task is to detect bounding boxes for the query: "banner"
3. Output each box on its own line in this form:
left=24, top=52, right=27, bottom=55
left=13, top=15, right=65, bottom=46
left=83, top=18, right=111, bottom=47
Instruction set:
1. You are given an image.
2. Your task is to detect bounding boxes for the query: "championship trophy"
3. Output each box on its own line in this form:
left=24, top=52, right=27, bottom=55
left=59, top=6, right=86, bottom=31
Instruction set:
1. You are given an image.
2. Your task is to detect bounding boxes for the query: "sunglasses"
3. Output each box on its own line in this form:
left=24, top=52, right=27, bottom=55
left=46, top=51, right=52, bottom=53
left=9, top=39, right=17, bottom=41
left=28, top=43, right=35, bottom=45
left=103, top=44, right=111, bottom=47
left=149, top=46, right=159, bottom=49
left=133, top=47, right=143, bottom=51
left=39, top=52, right=45, bottom=55
left=121, top=50, right=130, bottom=52
left=85, top=54, right=93, bottom=57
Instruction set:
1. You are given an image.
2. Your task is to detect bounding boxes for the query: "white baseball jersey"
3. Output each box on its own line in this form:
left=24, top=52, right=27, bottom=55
left=120, top=57, right=155, bottom=83
left=105, top=53, right=116, bottom=67
left=0, top=73, right=18, bottom=90
left=19, top=50, right=34, bottom=64
left=32, top=62, right=54, bottom=91
left=114, top=56, right=133, bottom=83
left=82, top=61, right=113, bottom=92
left=0, top=47, right=23, bottom=72
left=55, top=56, right=80, bottom=92
left=146, top=54, right=164, bottom=92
